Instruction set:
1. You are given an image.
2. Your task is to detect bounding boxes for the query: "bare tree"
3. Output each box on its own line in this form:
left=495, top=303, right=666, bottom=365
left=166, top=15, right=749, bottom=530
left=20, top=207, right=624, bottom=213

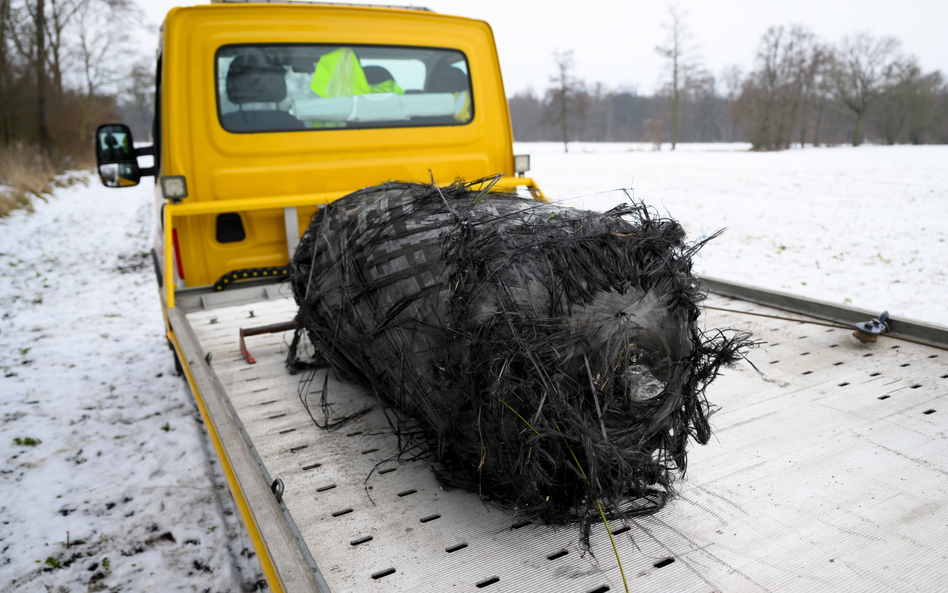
left=0, top=0, right=145, bottom=178
left=35, top=0, right=51, bottom=155
left=872, top=58, right=922, bottom=145
left=795, top=41, right=832, bottom=147
left=719, top=65, right=742, bottom=142
left=45, top=0, right=85, bottom=95
left=541, top=49, right=586, bottom=153
left=807, top=50, right=843, bottom=148
left=584, top=82, right=614, bottom=142
left=736, top=25, right=813, bottom=150
left=681, top=69, right=719, bottom=141
left=1, top=0, right=47, bottom=147
left=905, top=70, right=945, bottom=144
left=0, top=0, right=15, bottom=144
left=119, top=54, right=156, bottom=140
left=72, top=0, right=131, bottom=139
left=832, top=32, right=901, bottom=146
left=655, top=3, right=697, bottom=150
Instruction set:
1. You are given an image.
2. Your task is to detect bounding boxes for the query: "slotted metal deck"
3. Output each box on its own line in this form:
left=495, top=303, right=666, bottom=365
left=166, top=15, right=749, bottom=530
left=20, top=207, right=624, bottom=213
left=184, top=286, right=948, bottom=592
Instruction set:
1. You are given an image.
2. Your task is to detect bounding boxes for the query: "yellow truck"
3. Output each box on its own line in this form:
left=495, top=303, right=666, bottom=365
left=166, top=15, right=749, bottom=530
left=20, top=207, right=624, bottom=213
left=93, top=2, right=948, bottom=592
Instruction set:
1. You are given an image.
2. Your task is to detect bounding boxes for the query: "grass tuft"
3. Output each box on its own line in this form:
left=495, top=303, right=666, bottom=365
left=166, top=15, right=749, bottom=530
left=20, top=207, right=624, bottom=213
left=0, top=145, right=91, bottom=217
left=13, top=437, right=42, bottom=446
left=0, top=147, right=55, bottom=217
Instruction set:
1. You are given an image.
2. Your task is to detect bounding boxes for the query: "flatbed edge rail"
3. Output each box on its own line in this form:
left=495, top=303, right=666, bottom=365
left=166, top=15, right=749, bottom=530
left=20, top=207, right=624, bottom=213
left=700, top=275, right=948, bottom=348
left=166, top=307, right=327, bottom=593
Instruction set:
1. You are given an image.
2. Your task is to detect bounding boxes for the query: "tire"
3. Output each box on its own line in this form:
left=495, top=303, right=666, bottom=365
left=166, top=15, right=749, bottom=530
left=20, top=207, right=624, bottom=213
left=167, top=338, right=184, bottom=376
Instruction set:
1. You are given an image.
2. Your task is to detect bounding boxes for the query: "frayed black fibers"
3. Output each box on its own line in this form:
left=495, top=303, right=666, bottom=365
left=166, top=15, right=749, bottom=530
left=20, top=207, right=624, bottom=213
left=288, top=179, right=753, bottom=544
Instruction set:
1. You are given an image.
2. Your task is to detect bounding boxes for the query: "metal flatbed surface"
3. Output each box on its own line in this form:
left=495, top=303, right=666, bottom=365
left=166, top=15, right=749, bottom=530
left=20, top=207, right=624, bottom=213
left=185, top=287, right=948, bottom=592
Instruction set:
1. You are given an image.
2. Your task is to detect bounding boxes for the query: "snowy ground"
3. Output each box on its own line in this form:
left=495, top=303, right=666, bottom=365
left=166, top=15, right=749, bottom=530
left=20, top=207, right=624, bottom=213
left=521, top=142, right=948, bottom=327
left=0, top=177, right=263, bottom=591
left=1, top=143, right=946, bottom=592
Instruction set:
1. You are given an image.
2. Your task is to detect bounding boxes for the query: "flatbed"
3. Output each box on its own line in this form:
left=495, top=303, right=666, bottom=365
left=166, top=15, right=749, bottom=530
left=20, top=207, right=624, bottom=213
left=168, top=278, right=948, bottom=592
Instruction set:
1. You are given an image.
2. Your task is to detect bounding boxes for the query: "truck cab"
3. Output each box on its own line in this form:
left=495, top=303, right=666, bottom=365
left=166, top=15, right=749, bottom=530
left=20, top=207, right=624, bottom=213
left=95, top=1, right=540, bottom=303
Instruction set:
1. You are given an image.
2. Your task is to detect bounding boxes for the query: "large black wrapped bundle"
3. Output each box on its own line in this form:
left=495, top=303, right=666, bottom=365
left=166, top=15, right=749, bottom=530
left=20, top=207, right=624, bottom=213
left=288, top=180, right=751, bottom=537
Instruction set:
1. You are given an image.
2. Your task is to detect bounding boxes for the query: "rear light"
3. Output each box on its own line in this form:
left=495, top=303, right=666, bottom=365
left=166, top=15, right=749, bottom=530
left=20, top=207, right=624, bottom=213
left=172, top=228, right=185, bottom=280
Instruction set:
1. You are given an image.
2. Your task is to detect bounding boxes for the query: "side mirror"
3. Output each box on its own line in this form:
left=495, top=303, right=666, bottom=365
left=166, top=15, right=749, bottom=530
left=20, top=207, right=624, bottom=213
left=95, top=123, right=141, bottom=188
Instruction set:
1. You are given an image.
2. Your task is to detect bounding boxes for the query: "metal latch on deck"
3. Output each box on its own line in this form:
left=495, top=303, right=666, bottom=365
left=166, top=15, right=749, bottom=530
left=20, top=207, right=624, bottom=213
left=853, top=311, right=889, bottom=343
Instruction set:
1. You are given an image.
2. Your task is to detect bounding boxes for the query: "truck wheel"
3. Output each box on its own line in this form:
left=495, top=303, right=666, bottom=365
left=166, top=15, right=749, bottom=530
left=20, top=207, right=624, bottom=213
left=151, top=249, right=163, bottom=288
left=167, top=338, right=184, bottom=376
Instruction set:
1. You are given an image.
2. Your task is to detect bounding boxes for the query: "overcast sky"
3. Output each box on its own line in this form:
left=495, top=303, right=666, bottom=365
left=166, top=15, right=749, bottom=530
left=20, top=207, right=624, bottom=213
left=136, top=0, right=948, bottom=96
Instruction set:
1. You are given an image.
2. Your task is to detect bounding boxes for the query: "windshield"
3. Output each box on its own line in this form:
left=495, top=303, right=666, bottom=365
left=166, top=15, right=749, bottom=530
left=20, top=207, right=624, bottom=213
left=216, top=44, right=473, bottom=133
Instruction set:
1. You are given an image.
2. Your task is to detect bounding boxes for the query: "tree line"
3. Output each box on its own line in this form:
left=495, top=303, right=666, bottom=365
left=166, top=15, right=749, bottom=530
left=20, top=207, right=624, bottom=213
left=0, top=0, right=152, bottom=164
left=512, top=8, right=948, bottom=151
left=3, top=1, right=946, bottom=163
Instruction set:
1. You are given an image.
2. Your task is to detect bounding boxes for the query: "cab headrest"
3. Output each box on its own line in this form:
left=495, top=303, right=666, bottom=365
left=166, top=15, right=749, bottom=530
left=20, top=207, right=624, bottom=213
left=364, top=65, right=395, bottom=86
left=427, top=65, right=468, bottom=94
left=226, top=50, right=287, bottom=104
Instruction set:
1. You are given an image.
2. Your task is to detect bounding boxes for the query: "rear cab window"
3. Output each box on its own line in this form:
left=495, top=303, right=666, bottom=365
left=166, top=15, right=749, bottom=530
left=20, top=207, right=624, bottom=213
left=216, top=44, right=473, bottom=133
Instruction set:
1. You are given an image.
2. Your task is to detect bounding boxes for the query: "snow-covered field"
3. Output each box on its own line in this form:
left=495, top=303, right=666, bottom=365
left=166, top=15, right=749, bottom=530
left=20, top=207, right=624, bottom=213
left=1, top=143, right=945, bottom=591
left=523, top=142, right=948, bottom=327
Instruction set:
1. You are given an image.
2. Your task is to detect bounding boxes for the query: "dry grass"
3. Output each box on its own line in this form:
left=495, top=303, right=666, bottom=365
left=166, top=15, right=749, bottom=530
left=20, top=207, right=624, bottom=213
left=0, top=146, right=90, bottom=217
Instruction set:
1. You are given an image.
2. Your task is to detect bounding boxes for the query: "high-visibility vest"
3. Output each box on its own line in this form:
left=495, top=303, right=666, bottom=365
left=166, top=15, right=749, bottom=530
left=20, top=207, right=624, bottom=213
left=454, top=91, right=471, bottom=122
left=369, top=78, right=404, bottom=94
left=310, top=48, right=404, bottom=97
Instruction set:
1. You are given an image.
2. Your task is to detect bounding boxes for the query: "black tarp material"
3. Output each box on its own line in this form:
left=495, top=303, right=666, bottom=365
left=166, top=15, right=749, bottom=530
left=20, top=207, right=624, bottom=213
left=288, top=179, right=753, bottom=542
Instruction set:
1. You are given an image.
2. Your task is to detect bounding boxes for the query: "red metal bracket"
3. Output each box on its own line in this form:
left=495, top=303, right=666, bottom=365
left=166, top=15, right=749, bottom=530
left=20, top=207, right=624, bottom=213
left=239, top=321, right=297, bottom=364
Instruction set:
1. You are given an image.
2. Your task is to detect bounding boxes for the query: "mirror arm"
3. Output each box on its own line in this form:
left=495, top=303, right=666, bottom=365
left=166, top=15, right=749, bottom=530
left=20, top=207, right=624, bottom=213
left=139, top=166, right=157, bottom=177
left=134, top=144, right=155, bottom=157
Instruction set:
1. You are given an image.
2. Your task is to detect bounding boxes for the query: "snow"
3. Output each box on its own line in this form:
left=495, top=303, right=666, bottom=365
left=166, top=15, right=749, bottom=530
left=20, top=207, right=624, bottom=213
left=520, top=142, right=948, bottom=327
left=0, top=143, right=945, bottom=591
left=0, top=175, right=263, bottom=591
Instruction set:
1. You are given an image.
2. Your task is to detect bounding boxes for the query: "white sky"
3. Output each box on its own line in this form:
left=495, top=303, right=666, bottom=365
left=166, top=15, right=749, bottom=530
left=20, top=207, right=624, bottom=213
left=135, top=0, right=948, bottom=96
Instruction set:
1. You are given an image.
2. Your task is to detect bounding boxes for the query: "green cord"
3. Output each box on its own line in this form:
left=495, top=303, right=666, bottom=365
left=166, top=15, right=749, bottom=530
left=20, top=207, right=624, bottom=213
left=498, top=398, right=539, bottom=435
left=497, top=400, right=630, bottom=593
